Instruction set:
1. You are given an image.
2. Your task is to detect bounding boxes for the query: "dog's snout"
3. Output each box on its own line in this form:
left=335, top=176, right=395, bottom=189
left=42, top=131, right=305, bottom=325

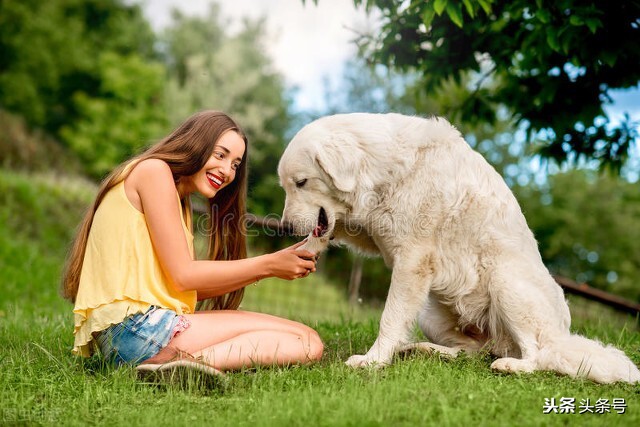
left=280, top=208, right=318, bottom=236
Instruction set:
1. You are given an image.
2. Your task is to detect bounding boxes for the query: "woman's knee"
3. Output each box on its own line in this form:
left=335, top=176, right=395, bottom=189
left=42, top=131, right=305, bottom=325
left=303, top=328, right=324, bottom=362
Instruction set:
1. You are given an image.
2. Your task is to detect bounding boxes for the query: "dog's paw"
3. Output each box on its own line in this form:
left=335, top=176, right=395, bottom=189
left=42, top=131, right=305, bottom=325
left=345, top=354, right=388, bottom=368
left=397, top=342, right=460, bottom=359
left=299, top=234, right=330, bottom=255
left=490, top=357, right=536, bottom=374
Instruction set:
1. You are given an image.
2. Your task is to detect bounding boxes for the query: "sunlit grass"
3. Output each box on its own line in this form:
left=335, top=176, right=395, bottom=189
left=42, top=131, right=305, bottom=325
left=1, top=168, right=639, bottom=426
left=1, top=303, right=638, bottom=426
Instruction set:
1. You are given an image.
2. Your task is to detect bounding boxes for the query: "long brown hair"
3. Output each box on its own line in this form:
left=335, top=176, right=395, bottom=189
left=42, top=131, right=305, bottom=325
left=61, top=110, right=248, bottom=311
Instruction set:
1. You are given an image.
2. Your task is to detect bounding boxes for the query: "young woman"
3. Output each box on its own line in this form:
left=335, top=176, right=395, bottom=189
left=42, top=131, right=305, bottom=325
left=61, top=110, right=323, bottom=379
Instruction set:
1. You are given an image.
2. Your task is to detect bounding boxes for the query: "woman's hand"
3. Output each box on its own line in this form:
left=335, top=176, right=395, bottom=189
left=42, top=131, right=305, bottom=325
left=266, top=240, right=317, bottom=280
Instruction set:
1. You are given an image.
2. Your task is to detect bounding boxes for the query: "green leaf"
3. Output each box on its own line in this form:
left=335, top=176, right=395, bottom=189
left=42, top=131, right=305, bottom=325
left=446, top=2, right=464, bottom=28
left=477, top=0, right=492, bottom=15
left=561, top=36, right=572, bottom=55
left=461, top=0, right=475, bottom=18
left=546, top=30, right=560, bottom=52
left=601, top=51, right=617, bottom=67
left=585, top=18, right=602, bottom=34
left=537, top=9, right=551, bottom=24
left=569, top=15, right=583, bottom=26
left=434, top=0, right=448, bottom=16
left=422, top=8, right=436, bottom=28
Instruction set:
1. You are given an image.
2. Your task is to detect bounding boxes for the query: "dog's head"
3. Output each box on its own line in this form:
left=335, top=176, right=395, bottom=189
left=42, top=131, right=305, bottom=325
left=277, top=117, right=366, bottom=238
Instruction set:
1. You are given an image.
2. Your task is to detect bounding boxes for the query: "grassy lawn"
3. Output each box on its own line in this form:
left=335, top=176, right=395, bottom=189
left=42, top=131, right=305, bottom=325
left=1, top=169, right=638, bottom=426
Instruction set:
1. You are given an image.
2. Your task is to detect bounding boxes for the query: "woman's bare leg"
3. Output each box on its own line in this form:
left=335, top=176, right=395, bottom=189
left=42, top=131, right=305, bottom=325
left=142, top=310, right=323, bottom=370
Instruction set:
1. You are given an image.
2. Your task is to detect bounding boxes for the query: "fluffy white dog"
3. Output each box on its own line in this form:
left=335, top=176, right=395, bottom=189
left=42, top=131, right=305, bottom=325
left=278, top=112, right=640, bottom=384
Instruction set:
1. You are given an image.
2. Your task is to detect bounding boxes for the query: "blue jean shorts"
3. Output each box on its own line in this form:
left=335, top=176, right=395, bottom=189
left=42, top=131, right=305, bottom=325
left=95, top=306, right=182, bottom=366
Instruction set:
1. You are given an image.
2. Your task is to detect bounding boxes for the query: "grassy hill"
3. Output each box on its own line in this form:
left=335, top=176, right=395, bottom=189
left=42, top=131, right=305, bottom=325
left=0, top=170, right=95, bottom=313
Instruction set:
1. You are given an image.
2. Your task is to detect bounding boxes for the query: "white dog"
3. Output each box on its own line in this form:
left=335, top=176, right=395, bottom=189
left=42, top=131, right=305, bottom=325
left=278, top=113, right=640, bottom=384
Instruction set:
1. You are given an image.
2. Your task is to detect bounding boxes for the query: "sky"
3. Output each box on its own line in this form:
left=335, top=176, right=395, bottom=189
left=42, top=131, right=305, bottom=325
left=141, top=0, right=377, bottom=111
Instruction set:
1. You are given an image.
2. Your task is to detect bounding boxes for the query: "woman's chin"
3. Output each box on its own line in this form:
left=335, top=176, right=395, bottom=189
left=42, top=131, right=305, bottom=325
left=195, top=187, right=217, bottom=199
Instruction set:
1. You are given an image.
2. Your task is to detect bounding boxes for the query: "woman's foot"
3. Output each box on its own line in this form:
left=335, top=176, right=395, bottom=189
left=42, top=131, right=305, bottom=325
left=136, top=358, right=227, bottom=389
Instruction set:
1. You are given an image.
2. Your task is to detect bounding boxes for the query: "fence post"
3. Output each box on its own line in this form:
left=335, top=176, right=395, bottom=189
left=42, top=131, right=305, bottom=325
left=348, top=256, right=363, bottom=305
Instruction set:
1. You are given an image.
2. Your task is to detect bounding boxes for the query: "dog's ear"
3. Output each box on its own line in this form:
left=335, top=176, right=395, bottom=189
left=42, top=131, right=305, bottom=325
left=315, top=139, right=361, bottom=193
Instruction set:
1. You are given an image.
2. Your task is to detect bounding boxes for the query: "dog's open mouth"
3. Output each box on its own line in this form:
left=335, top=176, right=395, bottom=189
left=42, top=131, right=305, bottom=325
left=313, top=207, right=329, bottom=237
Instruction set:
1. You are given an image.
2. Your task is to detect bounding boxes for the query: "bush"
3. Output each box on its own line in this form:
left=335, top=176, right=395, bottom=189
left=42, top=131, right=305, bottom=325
left=0, top=110, right=82, bottom=174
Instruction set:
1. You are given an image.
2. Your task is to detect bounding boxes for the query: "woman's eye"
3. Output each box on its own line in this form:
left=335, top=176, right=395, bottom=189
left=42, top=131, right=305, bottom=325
left=213, top=152, right=224, bottom=160
left=232, top=162, right=240, bottom=170
left=295, top=179, right=307, bottom=188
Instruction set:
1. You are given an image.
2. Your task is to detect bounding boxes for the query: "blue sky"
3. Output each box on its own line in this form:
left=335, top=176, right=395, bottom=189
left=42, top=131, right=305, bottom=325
left=604, top=87, right=640, bottom=123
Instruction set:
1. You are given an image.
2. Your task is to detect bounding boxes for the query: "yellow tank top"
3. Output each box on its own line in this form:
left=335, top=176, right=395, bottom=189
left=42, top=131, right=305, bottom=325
left=72, top=177, right=197, bottom=357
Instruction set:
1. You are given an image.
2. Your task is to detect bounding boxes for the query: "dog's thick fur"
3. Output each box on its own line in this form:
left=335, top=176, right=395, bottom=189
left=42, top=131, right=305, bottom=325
left=278, top=113, right=640, bottom=384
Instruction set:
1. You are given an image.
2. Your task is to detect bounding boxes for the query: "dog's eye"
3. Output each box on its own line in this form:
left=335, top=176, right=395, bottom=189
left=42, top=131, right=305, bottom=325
left=295, top=179, right=307, bottom=188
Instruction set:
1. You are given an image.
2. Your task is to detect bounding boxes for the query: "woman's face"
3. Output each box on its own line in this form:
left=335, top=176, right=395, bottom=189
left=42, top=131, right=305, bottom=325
left=184, top=130, right=246, bottom=198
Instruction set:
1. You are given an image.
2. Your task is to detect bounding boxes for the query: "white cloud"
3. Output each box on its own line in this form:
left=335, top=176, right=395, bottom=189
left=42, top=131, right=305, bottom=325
left=140, top=0, right=377, bottom=111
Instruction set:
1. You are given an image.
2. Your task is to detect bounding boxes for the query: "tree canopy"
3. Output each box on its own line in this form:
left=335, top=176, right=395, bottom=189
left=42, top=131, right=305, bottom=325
left=352, top=0, right=640, bottom=171
left=160, top=5, right=294, bottom=219
left=516, top=169, right=640, bottom=301
left=0, top=0, right=293, bottom=182
left=0, top=0, right=158, bottom=134
left=0, top=0, right=166, bottom=178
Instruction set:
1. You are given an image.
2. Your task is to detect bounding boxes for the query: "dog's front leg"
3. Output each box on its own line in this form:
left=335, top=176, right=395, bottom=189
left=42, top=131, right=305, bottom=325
left=346, top=257, right=431, bottom=367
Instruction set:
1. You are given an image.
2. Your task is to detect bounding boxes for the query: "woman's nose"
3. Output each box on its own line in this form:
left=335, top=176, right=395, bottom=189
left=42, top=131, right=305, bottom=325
left=218, top=162, right=232, bottom=177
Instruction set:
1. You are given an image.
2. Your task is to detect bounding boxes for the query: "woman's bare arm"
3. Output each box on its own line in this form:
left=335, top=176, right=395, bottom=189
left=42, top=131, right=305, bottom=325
left=128, top=159, right=316, bottom=296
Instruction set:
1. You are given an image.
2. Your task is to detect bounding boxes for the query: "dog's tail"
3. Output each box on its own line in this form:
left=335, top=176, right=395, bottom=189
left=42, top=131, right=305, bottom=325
left=537, top=334, right=640, bottom=384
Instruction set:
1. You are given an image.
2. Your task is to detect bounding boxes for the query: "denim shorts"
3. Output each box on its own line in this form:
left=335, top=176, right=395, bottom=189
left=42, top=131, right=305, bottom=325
left=95, top=306, right=185, bottom=366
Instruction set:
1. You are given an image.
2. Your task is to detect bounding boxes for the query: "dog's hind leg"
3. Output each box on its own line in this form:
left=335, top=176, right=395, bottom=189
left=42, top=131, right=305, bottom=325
left=487, top=275, right=560, bottom=375
left=490, top=342, right=539, bottom=374
left=488, top=309, right=540, bottom=374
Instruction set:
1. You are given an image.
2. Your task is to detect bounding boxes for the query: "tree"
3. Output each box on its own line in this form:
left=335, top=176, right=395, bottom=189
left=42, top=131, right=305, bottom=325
left=59, top=52, right=167, bottom=178
left=0, top=0, right=166, bottom=179
left=516, top=170, right=640, bottom=302
left=160, top=5, right=294, bottom=232
left=351, top=0, right=640, bottom=171
left=0, top=0, right=158, bottom=135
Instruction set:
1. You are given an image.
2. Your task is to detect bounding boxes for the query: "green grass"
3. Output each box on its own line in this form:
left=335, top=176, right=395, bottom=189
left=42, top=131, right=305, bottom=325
left=1, top=168, right=639, bottom=426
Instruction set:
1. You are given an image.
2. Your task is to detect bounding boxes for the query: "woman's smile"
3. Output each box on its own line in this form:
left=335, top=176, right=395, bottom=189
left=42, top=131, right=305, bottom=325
left=206, top=172, right=224, bottom=189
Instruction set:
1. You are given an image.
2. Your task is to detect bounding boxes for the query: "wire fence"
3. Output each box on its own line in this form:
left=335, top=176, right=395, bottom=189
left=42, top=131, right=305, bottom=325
left=193, top=206, right=640, bottom=322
